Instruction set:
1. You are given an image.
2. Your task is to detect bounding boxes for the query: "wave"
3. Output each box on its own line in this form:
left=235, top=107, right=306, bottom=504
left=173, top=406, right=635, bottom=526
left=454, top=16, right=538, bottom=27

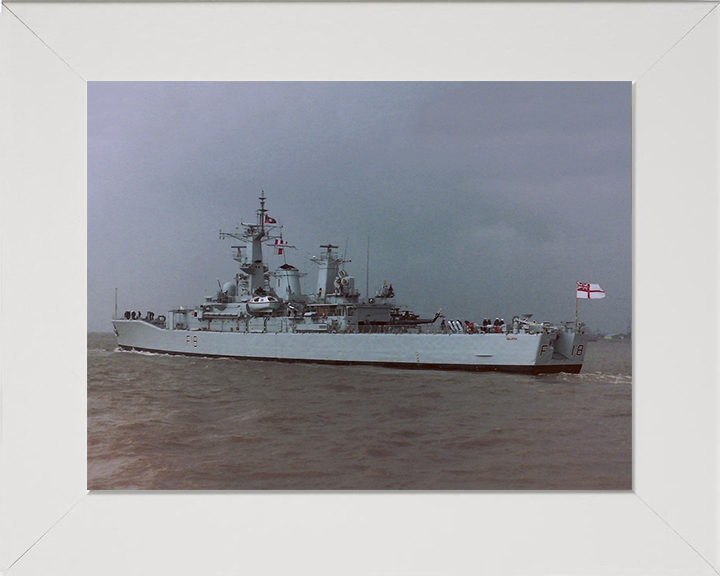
left=556, top=371, right=632, bottom=385
left=87, top=348, right=116, bottom=357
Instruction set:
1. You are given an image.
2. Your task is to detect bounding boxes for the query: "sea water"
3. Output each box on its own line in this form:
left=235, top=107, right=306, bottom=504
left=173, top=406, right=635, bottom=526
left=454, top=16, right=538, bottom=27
left=88, top=334, right=631, bottom=490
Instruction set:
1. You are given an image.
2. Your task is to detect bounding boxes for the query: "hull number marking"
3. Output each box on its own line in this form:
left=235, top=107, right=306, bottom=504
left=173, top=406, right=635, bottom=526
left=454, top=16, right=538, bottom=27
left=571, top=344, right=584, bottom=356
left=186, top=334, right=198, bottom=347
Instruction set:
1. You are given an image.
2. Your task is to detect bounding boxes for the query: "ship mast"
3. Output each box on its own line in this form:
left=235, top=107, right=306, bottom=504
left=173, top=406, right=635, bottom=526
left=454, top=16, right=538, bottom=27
left=219, top=191, right=282, bottom=295
left=310, top=244, right=349, bottom=302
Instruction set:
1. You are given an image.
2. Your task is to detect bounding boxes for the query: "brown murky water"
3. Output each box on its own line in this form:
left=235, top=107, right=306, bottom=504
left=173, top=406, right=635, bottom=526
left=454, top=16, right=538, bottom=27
left=88, top=334, right=631, bottom=490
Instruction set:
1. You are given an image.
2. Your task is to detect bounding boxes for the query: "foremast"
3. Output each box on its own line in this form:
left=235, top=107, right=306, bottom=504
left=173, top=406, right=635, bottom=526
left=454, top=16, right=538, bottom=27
left=219, top=192, right=283, bottom=295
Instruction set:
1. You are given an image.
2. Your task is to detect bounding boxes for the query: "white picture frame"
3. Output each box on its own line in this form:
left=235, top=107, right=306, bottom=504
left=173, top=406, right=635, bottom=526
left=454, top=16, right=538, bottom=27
left=1, top=2, right=718, bottom=574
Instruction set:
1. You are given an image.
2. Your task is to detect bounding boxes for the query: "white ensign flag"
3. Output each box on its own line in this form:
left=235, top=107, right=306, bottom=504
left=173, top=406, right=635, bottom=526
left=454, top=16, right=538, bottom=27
left=576, top=282, right=605, bottom=299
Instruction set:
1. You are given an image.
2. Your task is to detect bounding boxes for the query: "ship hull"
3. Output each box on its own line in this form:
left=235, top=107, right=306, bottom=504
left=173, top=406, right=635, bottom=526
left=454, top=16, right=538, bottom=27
left=113, top=320, right=587, bottom=374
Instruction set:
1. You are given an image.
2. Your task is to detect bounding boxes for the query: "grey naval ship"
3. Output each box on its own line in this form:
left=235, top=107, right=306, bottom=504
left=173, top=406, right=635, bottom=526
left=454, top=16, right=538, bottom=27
left=113, top=194, right=588, bottom=374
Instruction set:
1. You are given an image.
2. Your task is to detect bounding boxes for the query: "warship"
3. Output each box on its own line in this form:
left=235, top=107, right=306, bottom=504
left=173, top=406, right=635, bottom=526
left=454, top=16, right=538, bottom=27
left=113, top=194, right=589, bottom=374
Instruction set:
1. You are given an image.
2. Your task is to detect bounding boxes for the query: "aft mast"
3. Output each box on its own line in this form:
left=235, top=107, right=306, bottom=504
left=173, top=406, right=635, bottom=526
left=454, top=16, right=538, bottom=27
left=311, top=244, right=349, bottom=302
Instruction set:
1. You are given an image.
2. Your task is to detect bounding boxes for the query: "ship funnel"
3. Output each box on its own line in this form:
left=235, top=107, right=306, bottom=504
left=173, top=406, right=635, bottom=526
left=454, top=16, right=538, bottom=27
left=272, top=263, right=305, bottom=301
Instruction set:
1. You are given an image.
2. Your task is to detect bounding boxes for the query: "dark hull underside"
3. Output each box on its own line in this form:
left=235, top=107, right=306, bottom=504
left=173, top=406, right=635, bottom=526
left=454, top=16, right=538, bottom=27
left=119, top=344, right=583, bottom=375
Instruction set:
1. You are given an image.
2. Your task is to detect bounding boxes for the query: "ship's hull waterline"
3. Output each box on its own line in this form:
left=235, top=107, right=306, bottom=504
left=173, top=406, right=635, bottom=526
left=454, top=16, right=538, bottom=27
left=114, top=320, right=587, bottom=375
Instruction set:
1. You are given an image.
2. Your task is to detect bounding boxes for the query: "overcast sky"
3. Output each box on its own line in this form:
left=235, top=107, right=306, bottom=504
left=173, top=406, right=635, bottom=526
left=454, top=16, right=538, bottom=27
left=88, top=82, right=631, bottom=334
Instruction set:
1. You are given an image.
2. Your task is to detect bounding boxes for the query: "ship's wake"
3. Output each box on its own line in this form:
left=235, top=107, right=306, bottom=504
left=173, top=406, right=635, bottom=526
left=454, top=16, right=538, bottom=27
left=555, top=371, right=632, bottom=385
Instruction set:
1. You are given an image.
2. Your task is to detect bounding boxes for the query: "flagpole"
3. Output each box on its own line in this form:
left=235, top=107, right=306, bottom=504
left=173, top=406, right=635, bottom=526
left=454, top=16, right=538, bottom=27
left=575, top=284, right=578, bottom=331
left=366, top=236, right=370, bottom=299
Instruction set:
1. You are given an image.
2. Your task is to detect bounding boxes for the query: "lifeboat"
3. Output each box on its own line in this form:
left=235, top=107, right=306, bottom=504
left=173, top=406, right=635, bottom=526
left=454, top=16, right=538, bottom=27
left=247, top=295, right=282, bottom=314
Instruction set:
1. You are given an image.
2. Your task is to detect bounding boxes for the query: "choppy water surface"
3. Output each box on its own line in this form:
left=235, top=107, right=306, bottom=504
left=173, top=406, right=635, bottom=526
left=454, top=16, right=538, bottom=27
left=88, top=334, right=631, bottom=490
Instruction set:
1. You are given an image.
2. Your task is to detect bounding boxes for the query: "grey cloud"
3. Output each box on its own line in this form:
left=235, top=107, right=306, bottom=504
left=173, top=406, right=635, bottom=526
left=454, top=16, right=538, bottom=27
left=89, top=81, right=631, bottom=336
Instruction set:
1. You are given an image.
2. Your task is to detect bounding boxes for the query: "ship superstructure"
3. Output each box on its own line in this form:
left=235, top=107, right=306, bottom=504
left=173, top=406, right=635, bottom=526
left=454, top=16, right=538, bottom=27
left=113, top=193, right=588, bottom=374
